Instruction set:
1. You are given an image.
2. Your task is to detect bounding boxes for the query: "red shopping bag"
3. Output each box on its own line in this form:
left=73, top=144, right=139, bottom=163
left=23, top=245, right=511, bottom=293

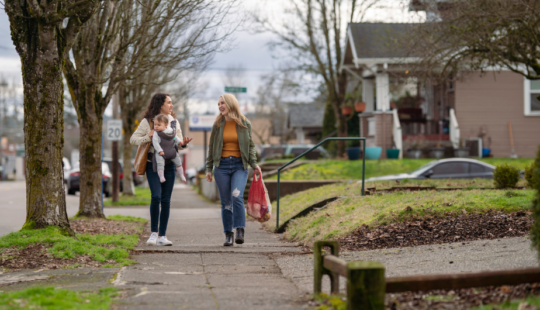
left=246, top=174, right=272, bottom=222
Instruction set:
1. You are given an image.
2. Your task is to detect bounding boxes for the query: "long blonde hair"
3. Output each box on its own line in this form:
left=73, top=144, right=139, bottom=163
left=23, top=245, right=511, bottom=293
left=214, top=94, right=248, bottom=128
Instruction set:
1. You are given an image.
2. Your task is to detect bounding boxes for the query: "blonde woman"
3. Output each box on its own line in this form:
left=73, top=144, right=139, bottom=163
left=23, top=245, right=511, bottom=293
left=206, top=94, right=261, bottom=246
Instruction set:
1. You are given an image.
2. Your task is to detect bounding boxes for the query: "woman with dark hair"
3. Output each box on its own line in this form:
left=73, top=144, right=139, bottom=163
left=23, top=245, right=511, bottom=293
left=130, top=93, right=192, bottom=246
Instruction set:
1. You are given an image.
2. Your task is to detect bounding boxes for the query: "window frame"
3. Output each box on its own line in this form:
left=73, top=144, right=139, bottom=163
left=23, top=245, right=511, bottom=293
left=524, top=78, right=540, bottom=116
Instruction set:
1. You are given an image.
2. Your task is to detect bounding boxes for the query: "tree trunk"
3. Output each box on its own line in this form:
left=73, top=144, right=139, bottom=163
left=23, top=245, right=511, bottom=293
left=120, top=87, right=136, bottom=196
left=336, top=71, right=348, bottom=156
left=6, top=12, right=72, bottom=232
left=122, top=125, right=135, bottom=196
left=77, top=100, right=106, bottom=218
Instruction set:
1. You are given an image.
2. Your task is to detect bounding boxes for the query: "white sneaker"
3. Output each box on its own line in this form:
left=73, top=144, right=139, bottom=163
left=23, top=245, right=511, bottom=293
left=146, top=232, right=158, bottom=245
left=157, top=236, right=173, bottom=246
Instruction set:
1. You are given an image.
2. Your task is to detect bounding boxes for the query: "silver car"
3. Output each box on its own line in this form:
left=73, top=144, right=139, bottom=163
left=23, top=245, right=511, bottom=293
left=365, top=158, right=495, bottom=182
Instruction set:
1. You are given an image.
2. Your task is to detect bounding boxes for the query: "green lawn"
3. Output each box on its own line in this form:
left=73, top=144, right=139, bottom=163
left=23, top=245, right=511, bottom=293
left=0, top=216, right=147, bottom=267
left=264, top=180, right=534, bottom=244
left=0, top=287, right=118, bottom=310
left=267, top=158, right=534, bottom=181
left=104, top=187, right=151, bottom=206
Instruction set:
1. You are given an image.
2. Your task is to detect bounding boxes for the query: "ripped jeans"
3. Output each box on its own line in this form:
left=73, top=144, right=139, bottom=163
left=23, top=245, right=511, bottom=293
left=214, top=157, right=248, bottom=233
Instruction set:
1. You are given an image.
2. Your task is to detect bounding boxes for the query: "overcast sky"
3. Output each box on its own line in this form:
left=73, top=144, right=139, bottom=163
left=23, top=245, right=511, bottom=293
left=0, top=0, right=425, bottom=116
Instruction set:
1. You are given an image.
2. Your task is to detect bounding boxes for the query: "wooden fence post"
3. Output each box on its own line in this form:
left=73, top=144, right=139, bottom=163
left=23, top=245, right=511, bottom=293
left=347, top=261, right=385, bottom=310
left=313, top=240, right=340, bottom=294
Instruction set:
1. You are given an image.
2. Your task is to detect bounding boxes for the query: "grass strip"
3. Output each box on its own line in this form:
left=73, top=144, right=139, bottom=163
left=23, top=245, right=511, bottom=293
left=474, top=296, right=540, bottom=309
left=0, top=216, right=147, bottom=267
left=0, top=287, right=118, bottom=310
left=268, top=158, right=534, bottom=181
left=266, top=181, right=534, bottom=244
left=104, top=187, right=151, bottom=206
left=106, top=215, right=147, bottom=223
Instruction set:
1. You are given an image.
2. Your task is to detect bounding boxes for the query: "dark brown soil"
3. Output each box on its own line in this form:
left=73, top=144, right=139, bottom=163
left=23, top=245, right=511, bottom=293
left=309, top=283, right=540, bottom=310
left=339, top=210, right=532, bottom=251
left=386, top=282, right=540, bottom=310
left=70, top=218, right=142, bottom=235
left=0, top=244, right=105, bottom=271
left=0, top=219, right=143, bottom=272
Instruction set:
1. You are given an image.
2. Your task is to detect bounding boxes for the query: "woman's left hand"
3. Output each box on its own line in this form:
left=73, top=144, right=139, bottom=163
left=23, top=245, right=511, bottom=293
left=179, top=136, right=193, bottom=146
left=254, top=166, right=262, bottom=176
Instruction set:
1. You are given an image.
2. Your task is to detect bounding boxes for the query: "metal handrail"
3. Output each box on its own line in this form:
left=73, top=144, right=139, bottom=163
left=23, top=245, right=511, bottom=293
left=276, top=137, right=367, bottom=229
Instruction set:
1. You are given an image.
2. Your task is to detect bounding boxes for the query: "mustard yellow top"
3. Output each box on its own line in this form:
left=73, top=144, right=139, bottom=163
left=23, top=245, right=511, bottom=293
left=221, top=121, right=241, bottom=158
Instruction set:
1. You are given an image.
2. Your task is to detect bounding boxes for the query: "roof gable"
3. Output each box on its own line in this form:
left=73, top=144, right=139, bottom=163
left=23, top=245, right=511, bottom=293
left=348, top=23, right=414, bottom=59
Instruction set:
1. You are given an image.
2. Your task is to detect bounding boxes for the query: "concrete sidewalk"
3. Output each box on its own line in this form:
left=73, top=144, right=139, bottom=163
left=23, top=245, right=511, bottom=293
left=276, top=236, right=538, bottom=294
left=114, top=184, right=308, bottom=310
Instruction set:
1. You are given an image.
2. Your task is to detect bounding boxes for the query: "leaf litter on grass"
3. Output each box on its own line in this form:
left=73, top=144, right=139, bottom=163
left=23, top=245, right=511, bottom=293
left=0, top=217, right=146, bottom=272
left=278, top=182, right=534, bottom=245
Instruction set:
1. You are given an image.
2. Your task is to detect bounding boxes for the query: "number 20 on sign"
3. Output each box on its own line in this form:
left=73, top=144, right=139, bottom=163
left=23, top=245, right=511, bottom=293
left=106, top=120, right=123, bottom=141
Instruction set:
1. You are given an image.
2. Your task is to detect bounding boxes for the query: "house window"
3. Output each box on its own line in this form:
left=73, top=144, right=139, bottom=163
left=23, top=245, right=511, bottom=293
left=525, top=78, right=540, bottom=116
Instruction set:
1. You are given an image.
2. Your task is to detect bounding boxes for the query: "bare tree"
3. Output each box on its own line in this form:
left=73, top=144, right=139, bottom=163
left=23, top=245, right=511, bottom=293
left=4, top=0, right=98, bottom=231
left=63, top=0, right=236, bottom=216
left=254, top=68, right=301, bottom=144
left=116, top=0, right=236, bottom=196
left=254, top=0, right=379, bottom=154
left=406, top=0, right=540, bottom=81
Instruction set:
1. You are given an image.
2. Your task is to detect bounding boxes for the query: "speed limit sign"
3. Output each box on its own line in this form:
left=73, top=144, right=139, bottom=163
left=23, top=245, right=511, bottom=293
left=106, top=120, right=123, bottom=141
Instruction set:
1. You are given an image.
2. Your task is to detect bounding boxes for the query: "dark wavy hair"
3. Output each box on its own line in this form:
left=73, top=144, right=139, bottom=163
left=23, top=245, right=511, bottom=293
left=142, top=93, right=177, bottom=121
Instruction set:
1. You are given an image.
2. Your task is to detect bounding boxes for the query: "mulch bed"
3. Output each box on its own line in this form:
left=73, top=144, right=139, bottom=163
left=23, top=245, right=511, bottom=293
left=386, top=282, right=540, bottom=310
left=339, top=210, right=533, bottom=251
left=0, top=218, right=143, bottom=272
left=0, top=244, right=105, bottom=271
left=70, top=218, right=142, bottom=235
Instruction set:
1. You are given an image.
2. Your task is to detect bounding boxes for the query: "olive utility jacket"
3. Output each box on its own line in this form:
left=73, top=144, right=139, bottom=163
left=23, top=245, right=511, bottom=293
left=206, top=118, right=258, bottom=173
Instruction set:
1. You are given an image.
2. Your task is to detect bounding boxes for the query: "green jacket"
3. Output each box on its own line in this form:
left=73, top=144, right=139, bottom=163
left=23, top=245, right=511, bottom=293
left=206, top=118, right=258, bottom=173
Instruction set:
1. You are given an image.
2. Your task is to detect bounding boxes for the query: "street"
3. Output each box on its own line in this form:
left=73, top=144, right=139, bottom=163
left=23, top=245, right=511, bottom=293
left=0, top=181, right=148, bottom=236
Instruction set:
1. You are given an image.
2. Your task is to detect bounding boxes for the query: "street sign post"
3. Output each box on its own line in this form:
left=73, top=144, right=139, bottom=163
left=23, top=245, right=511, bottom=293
left=189, top=115, right=216, bottom=159
left=106, top=120, right=123, bottom=141
left=224, top=87, right=247, bottom=93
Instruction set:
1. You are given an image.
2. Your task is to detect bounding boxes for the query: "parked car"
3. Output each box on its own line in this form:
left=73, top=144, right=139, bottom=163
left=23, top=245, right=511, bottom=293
left=66, top=162, right=112, bottom=196
left=102, top=158, right=144, bottom=187
left=365, top=158, right=495, bottom=182
left=260, top=144, right=331, bottom=161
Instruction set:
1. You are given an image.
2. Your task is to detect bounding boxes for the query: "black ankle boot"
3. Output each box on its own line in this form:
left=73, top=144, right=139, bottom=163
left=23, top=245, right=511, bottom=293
left=224, top=232, right=234, bottom=246
left=235, top=228, right=244, bottom=244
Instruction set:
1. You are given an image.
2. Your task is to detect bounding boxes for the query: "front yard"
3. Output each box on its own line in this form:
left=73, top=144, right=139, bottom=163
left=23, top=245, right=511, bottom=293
left=267, top=158, right=534, bottom=180
left=266, top=180, right=534, bottom=246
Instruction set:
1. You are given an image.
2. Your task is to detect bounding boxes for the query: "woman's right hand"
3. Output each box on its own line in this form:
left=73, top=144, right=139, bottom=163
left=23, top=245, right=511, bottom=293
left=149, top=130, right=155, bottom=138
left=206, top=172, right=212, bottom=182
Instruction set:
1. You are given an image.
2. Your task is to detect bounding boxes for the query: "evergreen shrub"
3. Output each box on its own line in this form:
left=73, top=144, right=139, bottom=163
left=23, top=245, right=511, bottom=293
left=493, top=163, right=520, bottom=189
left=525, top=162, right=538, bottom=188
left=529, top=145, right=540, bottom=259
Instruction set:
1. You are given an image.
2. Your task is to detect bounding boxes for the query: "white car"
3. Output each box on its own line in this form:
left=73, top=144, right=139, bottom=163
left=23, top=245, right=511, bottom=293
left=62, top=157, right=71, bottom=183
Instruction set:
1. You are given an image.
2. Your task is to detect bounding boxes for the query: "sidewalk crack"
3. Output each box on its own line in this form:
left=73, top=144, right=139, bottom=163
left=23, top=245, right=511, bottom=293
left=201, top=253, right=219, bottom=309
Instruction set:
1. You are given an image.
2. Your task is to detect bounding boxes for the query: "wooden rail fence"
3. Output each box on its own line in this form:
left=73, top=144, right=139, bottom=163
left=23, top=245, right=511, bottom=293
left=314, top=240, right=540, bottom=310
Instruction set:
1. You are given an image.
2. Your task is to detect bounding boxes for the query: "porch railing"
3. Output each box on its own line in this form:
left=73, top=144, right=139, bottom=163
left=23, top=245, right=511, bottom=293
left=392, top=109, right=403, bottom=159
left=449, top=108, right=460, bottom=149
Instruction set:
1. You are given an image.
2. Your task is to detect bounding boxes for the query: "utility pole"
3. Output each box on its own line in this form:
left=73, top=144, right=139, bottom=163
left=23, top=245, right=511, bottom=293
left=0, top=80, right=7, bottom=181
left=111, top=93, right=120, bottom=202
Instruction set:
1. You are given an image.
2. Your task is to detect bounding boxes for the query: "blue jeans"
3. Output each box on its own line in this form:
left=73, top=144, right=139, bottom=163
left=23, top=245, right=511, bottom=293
left=214, top=157, right=248, bottom=233
left=146, top=160, right=176, bottom=236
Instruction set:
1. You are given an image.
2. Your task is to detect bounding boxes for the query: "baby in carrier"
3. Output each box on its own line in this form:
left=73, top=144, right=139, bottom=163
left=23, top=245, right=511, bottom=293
left=152, top=114, right=186, bottom=183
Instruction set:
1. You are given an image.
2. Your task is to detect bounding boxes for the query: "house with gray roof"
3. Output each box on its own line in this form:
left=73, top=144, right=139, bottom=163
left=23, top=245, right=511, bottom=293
left=340, top=22, right=540, bottom=158
left=288, top=103, right=325, bottom=144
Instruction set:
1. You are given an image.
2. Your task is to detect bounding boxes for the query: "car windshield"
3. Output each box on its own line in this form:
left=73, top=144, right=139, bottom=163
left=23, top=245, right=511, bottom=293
left=409, top=161, right=437, bottom=176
